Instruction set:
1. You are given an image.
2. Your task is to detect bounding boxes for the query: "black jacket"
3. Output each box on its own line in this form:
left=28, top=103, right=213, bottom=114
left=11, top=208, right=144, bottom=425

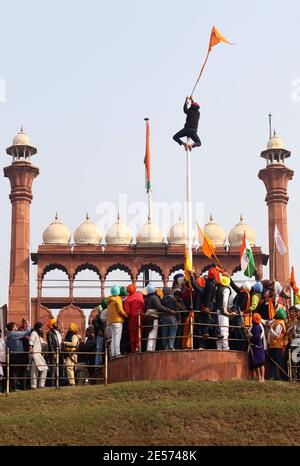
left=191, top=275, right=205, bottom=310
left=184, top=100, right=200, bottom=130
left=203, top=279, right=217, bottom=310
left=145, top=294, right=173, bottom=315
left=47, top=329, right=61, bottom=353
left=161, top=295, right=177, bottom=317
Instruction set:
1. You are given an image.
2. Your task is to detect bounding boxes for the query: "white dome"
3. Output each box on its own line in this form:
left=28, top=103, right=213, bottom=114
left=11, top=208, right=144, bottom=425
left=13, top=127, right=31, bottom=146
left=136, top=217, right=164, bottom=245
left=228, top=214, right=256, bottom=247
left=105, top=214, right=133, bottom=245
left=267, top=132, right=284, bottom=150
left=167, top=216, right=195, bottom=245
left=43, top=214, right=71, bottom=245
left=204, top=214, right=226, bottom=247
left=74, top=214, right=102, bottom=245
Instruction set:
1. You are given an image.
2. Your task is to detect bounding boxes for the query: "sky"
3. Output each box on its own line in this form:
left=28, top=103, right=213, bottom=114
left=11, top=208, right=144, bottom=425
left=0, top=0, right=300, bottom=307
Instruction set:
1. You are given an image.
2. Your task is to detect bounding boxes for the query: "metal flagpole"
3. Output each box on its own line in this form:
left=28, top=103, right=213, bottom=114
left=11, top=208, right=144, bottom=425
left=148, top=189, right=152, bottom=220
left=186, top=138, right=193, bottom=265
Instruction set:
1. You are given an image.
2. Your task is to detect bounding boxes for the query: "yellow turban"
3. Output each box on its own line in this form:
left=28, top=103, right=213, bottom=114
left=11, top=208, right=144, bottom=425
left=70, top=322, right=78, bottom=333
left=220, top=275, right=230, bottom=287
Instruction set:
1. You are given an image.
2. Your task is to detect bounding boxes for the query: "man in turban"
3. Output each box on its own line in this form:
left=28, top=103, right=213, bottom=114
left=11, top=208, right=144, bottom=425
left=47, top=318, right=63, bottom=387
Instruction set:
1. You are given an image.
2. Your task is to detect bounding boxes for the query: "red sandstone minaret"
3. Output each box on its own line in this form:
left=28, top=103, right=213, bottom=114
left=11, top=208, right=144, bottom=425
left=258, top=130, right=294, bottom=286
left=4, top=128, right=39, bottom=323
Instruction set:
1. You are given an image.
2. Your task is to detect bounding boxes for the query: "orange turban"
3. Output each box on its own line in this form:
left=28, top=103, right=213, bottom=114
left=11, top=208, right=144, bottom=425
left=127, top=284, right=136, bottom=295
left=197, top=277, right=206, bottom=288
left=252, top=313, right=262, bottom=324
left=47, top=318, right=57, bottom=329
left=208, top=268, right=217, bottom=280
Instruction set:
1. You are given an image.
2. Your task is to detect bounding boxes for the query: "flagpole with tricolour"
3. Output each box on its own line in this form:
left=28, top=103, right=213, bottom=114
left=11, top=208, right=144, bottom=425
left=144, top=118, right=152, bottom=219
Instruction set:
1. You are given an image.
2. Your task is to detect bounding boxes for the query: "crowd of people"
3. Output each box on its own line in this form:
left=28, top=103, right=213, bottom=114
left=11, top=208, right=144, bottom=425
left=1, top=265, right=300, bottom=392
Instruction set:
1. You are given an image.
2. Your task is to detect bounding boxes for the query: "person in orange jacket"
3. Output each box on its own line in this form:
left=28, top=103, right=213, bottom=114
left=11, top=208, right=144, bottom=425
left=124, top=284, right=144, bottom=353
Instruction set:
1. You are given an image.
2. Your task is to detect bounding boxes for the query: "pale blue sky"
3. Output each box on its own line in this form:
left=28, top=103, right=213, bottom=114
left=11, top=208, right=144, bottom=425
left=0, top=0, right=300, bottom=306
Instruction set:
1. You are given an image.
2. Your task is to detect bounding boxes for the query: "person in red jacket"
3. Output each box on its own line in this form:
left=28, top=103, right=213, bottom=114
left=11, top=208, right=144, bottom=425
left=124, top=285, right=145, bottom=352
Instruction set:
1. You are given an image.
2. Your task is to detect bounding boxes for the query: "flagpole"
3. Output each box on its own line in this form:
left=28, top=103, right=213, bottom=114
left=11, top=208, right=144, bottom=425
left=186, top=138, right=193, bottom=265
left=273, top=235, right=276, bottom=281
left=148, top=188, right=152, bottom=220
left=144, top=117, right=152, bottom=220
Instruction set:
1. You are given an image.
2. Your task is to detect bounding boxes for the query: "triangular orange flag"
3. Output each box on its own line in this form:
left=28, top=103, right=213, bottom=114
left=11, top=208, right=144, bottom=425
left=208, top=25, right=232, bottom=52
left=196, top=222, right=216, bottom=259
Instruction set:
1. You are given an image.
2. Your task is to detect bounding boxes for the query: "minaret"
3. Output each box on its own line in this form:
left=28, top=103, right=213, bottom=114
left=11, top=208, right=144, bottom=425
left=4, top=128, right=39, bottom=323
left=258, top=129, right=293, bottom=285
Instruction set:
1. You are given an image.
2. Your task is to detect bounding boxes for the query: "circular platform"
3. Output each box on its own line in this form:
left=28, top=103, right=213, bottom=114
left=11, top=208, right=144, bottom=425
left=108, top=350, right=249, bottom=383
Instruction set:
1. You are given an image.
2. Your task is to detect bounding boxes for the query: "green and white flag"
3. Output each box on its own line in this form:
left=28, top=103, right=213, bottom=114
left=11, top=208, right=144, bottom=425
left=240, top=231, right=255, bottom=277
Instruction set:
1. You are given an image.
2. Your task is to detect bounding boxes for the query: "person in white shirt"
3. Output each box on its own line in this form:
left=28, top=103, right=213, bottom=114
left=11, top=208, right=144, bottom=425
left=29, top=322, right=48, bottom=389
left=216, top=276, right=232, bottom=350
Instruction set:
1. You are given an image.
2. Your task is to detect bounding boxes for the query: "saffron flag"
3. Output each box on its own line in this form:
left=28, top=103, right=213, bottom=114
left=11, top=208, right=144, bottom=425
left=196, top=222, right=216, bottom=259
left=191, top=26, right=232, bottom=96
left=274, top=224, right=287, bottom=256
left=240, top=231, right=255, bottom=278
left=184, top=246, right=193, bottom=283
left=144, top=118, right=151, bottom=193
left=208, top=25, right=232, bottom=52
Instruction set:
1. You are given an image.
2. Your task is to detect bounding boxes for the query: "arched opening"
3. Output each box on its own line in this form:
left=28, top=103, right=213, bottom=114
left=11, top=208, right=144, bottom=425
left=168, top=264, right=184, bottom=287
left=105, top=264, right=133, bottom=296
left=136, top=264, right=164, bottom=290
left=73, top=265, right=101, bottom=298
left=41, top=264, right=70, bottom=298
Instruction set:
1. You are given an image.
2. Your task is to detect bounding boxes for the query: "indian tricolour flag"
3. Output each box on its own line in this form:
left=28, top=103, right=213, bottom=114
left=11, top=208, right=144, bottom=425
left=240, top=231, right=255, bottom=277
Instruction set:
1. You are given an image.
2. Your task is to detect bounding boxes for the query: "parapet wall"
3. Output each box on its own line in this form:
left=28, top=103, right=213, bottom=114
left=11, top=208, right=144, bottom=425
left=108, top=350, right=249, bottom=383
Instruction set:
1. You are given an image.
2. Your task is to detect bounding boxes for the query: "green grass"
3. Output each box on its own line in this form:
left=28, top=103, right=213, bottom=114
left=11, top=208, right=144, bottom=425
left=0, top=380, right=299, bottom=446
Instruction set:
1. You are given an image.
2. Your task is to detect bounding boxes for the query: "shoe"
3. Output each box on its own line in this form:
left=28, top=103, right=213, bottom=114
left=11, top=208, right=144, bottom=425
left=135, top=348, right=139, bottom=352
left=188, top=143, right=193, bottom=151
left=216, top=334, right=224, bottom=339
left=182, top=143, right=188, bottom=151
left=197, top=347, right=205, bottom=351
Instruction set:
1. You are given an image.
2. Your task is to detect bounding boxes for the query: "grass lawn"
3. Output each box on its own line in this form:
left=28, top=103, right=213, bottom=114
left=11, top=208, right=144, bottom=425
left=0, top=380, right=299, bottom=446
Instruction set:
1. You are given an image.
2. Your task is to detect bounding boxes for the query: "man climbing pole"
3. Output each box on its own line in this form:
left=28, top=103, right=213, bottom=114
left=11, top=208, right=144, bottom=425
left=173, top=96, right=201, bottom=151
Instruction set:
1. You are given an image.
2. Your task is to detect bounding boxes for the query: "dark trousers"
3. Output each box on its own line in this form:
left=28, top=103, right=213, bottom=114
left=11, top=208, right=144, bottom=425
left=269, top=348, right=286, bottom=380
left=9, top=353, right=28, bottom=391
left=173, top=128, right=201, bottom=148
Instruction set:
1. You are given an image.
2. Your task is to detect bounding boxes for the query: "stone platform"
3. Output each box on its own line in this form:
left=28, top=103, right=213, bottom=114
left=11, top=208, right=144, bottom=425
left=108, top=350, right=249, bottom=383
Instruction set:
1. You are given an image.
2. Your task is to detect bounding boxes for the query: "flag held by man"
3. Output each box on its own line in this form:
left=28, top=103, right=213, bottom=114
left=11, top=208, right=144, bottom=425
left=196, top=222, right=216, bottom=259
left=274, top=224, right=287, bottom=256
left=240, top=231, right=255, bottom=277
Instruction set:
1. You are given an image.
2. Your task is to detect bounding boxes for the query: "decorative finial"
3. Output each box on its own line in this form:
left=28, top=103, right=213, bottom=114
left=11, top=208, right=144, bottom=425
left=273, top=129, right=276, bottom=137
left=117, top=211, right=120, bottom=221
left=148, top=213, right=151, bottom=222
left=55, top=212, right=58, bottom=221
left=240, top=213, right=244, bottom=222
left=178, top=214, right=182, bottom=222
left=268, top=113, right=272, bottom=139
left=20, top=125, right=24, bottom=132
left=210, top=213, right=213, bottom=221
left=86, top=213, right=89, bottom=221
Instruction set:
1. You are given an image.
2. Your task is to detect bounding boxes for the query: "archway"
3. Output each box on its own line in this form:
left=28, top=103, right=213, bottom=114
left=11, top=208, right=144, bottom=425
left=73, top=266, right=101, bottom=298
left=105, top=264, right=133, bottom=296
left=136, top=263, right=164, bottom=290
left=41, top=264, right=70, bottom=298
left=168, top=264, right=184, bottom=287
